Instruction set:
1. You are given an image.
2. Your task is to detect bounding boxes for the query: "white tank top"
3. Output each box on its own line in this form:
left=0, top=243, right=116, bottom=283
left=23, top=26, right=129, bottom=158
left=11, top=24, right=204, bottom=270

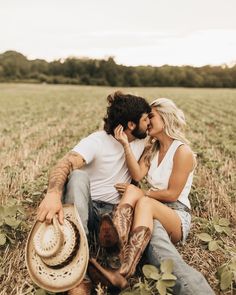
left=146, top=140, right=193, bottom=209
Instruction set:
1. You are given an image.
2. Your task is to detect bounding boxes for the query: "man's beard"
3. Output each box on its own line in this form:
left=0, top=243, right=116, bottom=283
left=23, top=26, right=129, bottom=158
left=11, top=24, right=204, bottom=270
left=131, top=125, right=147, bottom=139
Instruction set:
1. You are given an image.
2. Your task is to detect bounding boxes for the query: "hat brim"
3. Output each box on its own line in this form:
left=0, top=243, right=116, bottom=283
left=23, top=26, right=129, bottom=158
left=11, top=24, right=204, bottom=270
left=25, top=204, right=89, bottom=292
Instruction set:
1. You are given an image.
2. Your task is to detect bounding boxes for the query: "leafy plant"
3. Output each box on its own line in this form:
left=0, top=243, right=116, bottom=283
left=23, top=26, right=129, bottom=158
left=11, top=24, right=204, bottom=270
left=122, top=260, right=176, bottom=295
left=195, top=216, right=231, bottom=237
left=217, top=257, right=236, bottom=291
left=212, top=217, right=231, bottom=236
left=196, top=232, right=223, bottom=251
left=0, top=197, right=28, bottom=247
left=35, top=289, right=47, bottom=295
left=34, top=289, right=56, bottom=295
left=195, top=216, right=232, bottom=251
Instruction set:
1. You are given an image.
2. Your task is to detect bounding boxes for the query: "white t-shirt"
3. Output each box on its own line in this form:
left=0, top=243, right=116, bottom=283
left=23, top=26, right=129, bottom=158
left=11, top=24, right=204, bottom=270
left=72, top=131, right=145, bottom=204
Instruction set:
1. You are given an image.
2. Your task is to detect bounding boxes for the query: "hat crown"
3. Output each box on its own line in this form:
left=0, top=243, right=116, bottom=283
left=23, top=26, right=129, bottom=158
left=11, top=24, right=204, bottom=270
left=33, top=216, right=64, bottom=258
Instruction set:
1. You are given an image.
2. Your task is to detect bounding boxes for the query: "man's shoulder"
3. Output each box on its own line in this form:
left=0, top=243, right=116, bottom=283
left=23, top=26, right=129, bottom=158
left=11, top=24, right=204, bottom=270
left=86, top=130, right=108, bottom=141
left=79, top=130, right=113, bottom=147
left=72, top=131, right=107, bottom=160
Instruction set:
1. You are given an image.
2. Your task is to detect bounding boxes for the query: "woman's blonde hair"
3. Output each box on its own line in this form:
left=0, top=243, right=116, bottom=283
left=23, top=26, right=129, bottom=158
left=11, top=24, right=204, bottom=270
left=144, top=98, right=190, bottom=165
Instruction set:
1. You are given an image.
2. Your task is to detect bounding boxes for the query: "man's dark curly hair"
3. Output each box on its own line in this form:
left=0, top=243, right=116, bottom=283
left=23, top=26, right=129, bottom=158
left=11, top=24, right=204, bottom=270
left=103, top=91, right=151, bottom=135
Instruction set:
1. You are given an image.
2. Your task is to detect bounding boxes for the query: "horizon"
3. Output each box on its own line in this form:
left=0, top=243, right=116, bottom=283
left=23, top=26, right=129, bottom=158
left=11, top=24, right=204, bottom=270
left=1, top=48, right=235, bottom=68
left=1, top=0, right=236, bottom=67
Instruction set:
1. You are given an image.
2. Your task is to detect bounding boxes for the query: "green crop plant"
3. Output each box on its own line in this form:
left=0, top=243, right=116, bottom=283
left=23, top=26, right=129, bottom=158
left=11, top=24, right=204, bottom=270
left=217, top=257, right=236, bottom=291
left=121, top=260, right=176, bottom=295
left=196, top=216, right=231, bottom=251
left=0, top=198, right=28, bottom=247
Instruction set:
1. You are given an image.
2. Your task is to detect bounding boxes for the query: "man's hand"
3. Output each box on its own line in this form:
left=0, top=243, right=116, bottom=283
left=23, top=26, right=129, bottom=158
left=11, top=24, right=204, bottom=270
left=37, top=192, right=64, bottom=225
left=114, top=125, right=129, bottom=147
left=114, top=183, right=129, bottom=196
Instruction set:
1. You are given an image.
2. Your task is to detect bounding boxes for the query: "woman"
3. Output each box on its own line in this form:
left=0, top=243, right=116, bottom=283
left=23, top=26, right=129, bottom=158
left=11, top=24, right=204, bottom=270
left=91, top=98, right=196, bottom=286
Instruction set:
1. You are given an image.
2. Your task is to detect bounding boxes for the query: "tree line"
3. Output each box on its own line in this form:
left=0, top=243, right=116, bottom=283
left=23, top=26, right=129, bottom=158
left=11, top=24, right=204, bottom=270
left=0, top=50, right=235, bottom=87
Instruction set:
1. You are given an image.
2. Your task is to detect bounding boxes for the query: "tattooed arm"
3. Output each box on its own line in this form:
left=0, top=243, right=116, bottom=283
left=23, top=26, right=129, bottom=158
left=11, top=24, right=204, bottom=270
left=37, top=151, right=86, bottom=224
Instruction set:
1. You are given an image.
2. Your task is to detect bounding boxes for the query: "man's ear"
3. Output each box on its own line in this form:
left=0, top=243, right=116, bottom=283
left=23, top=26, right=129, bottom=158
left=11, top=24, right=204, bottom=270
left=127, top=121, right=136, bottom=131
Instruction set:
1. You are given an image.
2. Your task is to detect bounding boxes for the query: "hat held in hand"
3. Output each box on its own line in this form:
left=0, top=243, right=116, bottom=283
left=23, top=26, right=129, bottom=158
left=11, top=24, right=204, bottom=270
left=25, top=204, right=89, bottom=292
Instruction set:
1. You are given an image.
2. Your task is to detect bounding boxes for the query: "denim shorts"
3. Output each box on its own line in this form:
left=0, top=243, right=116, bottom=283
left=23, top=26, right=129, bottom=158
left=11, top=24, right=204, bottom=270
left=174, top=210, right=191, bottom=243
left=163, top=201, right=191, bottom=243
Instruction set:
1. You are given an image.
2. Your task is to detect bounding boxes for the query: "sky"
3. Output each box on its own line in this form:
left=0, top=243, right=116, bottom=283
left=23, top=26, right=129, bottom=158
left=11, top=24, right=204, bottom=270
left=0, top=0, right=236, bottom=67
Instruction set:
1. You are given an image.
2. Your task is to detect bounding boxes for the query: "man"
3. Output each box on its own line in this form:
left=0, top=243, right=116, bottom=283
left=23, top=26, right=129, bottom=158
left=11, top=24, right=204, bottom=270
left=37, top=91, right=214, bottom=295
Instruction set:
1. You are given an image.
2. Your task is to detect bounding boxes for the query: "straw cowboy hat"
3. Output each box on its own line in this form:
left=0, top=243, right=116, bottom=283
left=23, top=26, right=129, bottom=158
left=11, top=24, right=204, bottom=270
left=25, top=204, right=89, bottom=292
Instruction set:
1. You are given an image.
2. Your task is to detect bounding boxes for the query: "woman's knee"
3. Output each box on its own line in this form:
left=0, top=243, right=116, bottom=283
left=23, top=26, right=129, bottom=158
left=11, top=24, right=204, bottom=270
left=122, top=184, right=144, bottom=206
left=136, top=196, right=152, bottom=211
left=126, top=184, right=143, bottom=196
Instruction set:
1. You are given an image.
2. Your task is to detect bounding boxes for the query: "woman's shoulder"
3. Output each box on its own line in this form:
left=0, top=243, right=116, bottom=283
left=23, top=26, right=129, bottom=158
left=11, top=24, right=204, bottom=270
left=174, top=143, right=196, bottom=169
left=176, top=143, right=193, bottom=155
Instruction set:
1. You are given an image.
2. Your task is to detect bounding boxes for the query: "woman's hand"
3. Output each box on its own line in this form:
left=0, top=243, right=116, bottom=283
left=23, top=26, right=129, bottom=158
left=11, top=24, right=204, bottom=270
left=114, top=182, right=129, bottom=196
left=114, top=125, right=129, bottom=148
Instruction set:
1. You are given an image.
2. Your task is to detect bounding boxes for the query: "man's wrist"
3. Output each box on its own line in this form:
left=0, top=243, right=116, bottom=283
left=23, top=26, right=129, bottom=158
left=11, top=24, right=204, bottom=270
left=47, top=189, right=62, bottom=198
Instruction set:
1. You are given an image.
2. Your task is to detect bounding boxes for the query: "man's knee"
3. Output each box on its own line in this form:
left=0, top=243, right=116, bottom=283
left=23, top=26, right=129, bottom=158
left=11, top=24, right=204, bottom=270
left=64, top=170, right=90, bottom=204
left=68, top=169, right=89, bottom=184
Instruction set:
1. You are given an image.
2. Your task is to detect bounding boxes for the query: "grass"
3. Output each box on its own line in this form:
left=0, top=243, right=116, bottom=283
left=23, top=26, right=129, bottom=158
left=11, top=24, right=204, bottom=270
left=0, top=83, right=235, bottom=294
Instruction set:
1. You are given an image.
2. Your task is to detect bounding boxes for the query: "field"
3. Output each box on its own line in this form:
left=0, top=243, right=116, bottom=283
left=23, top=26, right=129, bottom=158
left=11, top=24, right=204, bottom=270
left=0, top=83, right=235, bottom=294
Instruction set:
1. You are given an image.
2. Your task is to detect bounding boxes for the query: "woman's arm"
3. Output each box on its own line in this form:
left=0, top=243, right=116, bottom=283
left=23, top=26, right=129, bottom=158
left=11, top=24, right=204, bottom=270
left=114, top=125, right=149, bottom=181
left=145, top=145, right=195, bottom=202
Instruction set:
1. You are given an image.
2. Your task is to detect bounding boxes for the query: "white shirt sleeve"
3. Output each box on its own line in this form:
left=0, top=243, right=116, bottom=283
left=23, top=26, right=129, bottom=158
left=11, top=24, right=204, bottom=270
left=72, top=133, right=101, bottom=164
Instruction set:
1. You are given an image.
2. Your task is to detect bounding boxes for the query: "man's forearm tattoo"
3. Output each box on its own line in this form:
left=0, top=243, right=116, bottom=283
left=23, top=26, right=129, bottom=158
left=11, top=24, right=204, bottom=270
left=47, top=152, right=85, bottom=194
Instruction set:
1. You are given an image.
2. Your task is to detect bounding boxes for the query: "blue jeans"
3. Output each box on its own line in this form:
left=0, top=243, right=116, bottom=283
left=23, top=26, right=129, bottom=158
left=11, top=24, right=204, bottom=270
left=63, top=170, right=215, bottom=295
